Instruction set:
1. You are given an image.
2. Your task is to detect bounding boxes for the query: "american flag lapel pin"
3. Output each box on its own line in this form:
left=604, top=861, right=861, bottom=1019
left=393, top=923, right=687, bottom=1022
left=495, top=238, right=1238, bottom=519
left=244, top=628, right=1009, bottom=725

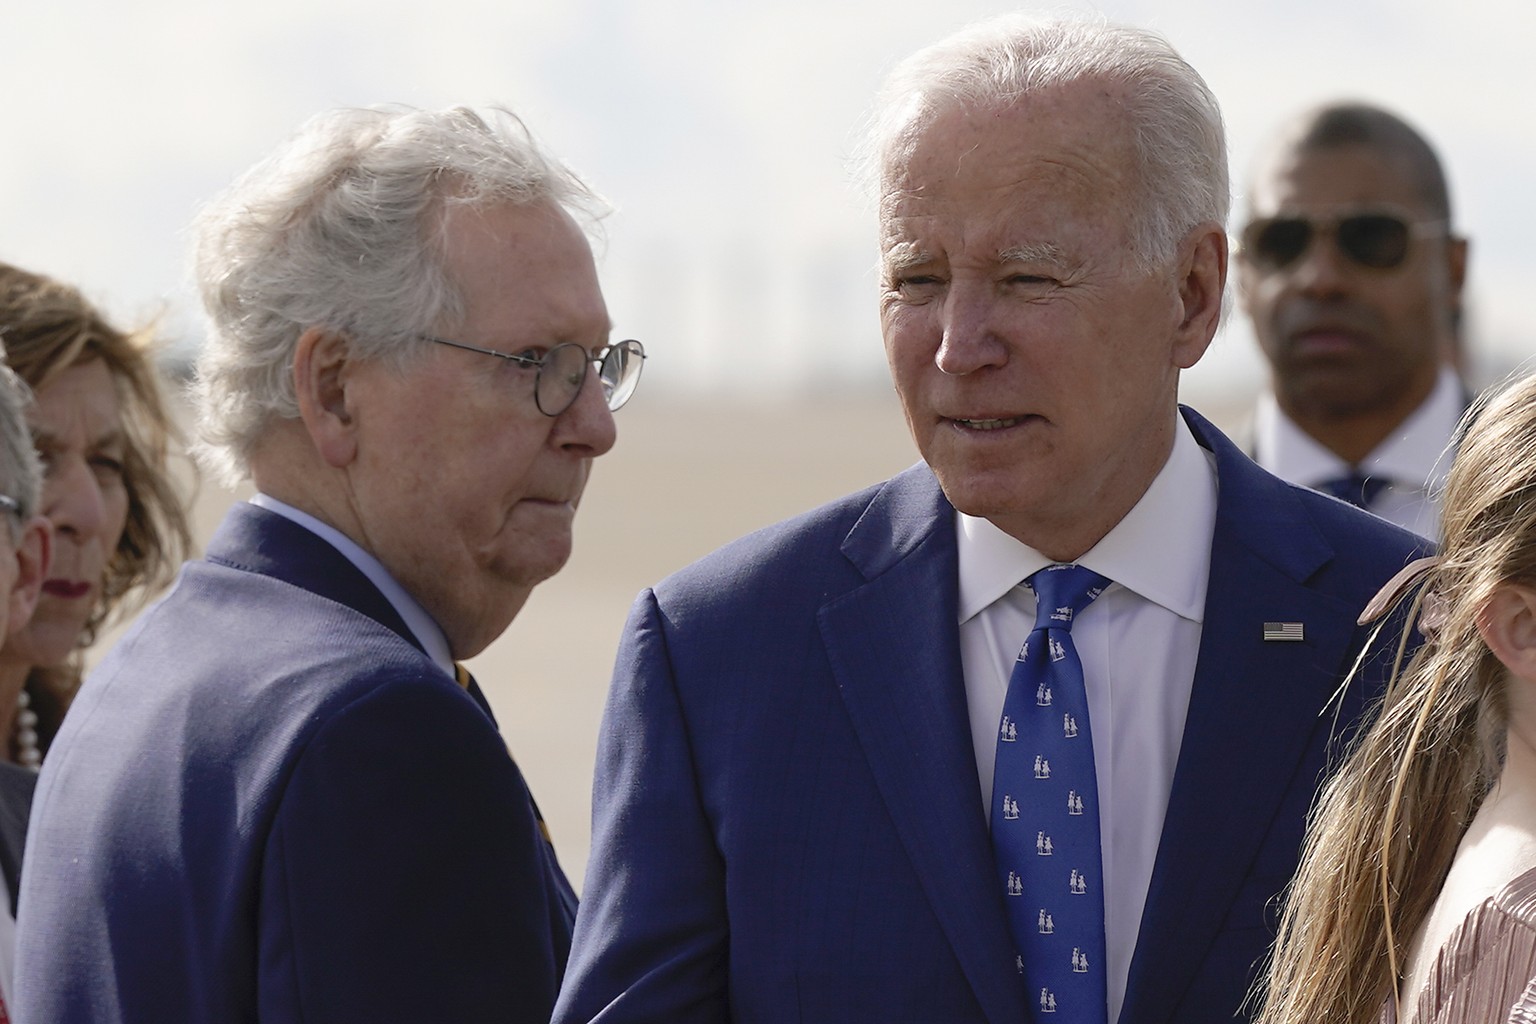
left=1263, top=621, right=1304, bottom=642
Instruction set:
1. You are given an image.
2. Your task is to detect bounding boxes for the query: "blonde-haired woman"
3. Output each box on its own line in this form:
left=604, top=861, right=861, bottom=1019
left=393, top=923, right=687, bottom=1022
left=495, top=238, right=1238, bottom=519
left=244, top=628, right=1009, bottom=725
left=1259, top=372, right=1536, bottom=1024
left=0, top=262, right=191, bottom=766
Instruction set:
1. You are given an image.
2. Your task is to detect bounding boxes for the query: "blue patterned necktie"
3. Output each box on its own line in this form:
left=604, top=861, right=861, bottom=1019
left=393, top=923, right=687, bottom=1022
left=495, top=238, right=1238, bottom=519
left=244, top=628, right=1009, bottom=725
left=992, top=563, right=1110, bottom=1023
left=1316, top=471, right=1389, bottom=510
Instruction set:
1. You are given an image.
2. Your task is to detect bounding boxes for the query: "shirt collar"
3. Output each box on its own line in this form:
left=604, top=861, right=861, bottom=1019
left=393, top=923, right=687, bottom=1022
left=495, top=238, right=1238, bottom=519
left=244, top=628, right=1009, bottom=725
left=956, top=414, right=1217, bottom=624
left=1256, top=366, right=1463, bottom=494
left=1361, top=366, right=1463, bottom=493
left=249, top=493, right=456, bottom=676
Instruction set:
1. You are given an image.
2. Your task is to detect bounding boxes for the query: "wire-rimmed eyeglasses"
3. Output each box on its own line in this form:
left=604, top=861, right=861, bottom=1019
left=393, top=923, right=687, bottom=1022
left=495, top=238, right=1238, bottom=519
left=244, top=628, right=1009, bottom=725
left=422, top=336, right=645, bottom=417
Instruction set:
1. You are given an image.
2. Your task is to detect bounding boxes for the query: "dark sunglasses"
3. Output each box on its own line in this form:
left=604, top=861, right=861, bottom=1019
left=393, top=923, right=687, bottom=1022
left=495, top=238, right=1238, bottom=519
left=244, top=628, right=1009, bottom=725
left=1239, top=211, right=1447, bottom=272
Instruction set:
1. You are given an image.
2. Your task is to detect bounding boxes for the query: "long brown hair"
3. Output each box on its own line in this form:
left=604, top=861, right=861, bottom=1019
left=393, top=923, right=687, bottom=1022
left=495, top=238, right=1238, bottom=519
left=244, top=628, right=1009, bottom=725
left=1256, top=375, right=1536, bottom=1024
left=0, top=262, right=193, bottom=749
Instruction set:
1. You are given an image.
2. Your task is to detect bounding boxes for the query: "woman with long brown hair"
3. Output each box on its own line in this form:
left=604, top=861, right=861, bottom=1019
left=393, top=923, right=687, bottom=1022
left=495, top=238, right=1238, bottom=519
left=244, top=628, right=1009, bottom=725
left=0, top=262, right=191, bottom=767
left=1259, top=373, right=1536, bottom=1024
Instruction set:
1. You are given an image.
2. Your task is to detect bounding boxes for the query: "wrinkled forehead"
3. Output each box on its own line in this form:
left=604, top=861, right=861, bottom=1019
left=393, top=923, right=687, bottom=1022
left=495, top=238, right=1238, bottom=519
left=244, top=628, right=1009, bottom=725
left=876, top=89, right=1143, bottom=262
left=433, top=198, right=611, bottom=340
left=878, top=85, right=1141, bottom=216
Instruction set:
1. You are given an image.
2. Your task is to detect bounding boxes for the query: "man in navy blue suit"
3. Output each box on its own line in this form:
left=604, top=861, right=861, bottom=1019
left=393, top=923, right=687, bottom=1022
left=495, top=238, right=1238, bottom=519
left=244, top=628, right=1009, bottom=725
left=16, top=105, right=644, bottom=1023
left=554, top=15, right=1427, bottom=1024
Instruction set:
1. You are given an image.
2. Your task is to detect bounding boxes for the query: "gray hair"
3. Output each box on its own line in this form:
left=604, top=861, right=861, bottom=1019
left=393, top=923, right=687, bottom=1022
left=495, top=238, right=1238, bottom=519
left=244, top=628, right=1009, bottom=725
left=0, top=355, right=41, bottom=538
left=191, top=104, right=607, bottom=486
left=859, top=13, right=1229, bottom=270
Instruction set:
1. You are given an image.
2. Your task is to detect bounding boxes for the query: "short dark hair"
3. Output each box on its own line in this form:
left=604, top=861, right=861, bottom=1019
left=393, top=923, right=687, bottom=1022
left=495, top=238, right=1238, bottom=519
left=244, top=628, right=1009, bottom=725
left=1282, top=102, right=1452, bottom=221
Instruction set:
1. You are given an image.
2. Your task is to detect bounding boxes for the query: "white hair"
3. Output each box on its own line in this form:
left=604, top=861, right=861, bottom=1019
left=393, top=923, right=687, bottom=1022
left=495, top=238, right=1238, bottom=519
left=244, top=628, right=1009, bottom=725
left=859, top=13, right=1229, bottom=269
left=0, top=357, right=41, bottom=535
left=190, top=104, right=607, bottom=486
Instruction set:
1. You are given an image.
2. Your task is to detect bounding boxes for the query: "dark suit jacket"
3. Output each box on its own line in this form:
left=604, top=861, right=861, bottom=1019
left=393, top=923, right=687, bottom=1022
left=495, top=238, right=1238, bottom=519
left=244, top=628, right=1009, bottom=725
left=0, top=761, right=34, bottom=917
left=553, top=408, right=1429, bottom=1024
left=14, top=503, right=576, bottom=1023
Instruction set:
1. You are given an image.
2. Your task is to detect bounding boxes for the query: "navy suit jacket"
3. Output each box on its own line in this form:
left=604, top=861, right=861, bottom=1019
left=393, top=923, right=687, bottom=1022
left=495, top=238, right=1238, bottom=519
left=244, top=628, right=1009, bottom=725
left=0, top=761, right=34, bottom=917
left=15, top=503, right=576, bottom=1023
left=553, top=408, right=1429, bottom=1024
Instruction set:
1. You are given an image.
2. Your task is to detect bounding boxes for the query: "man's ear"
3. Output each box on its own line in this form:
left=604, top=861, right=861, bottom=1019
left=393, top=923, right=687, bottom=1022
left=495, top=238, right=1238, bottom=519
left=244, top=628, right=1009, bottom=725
left=292, top=327, right=361, bottom=468
left=5, top=516, right=48, bottom=642
left=1446, top=235, right=1470, bottom=308
left=1171, top=222, right=1228, bottom=370
left=1476, top=583, right=1536, bottom=685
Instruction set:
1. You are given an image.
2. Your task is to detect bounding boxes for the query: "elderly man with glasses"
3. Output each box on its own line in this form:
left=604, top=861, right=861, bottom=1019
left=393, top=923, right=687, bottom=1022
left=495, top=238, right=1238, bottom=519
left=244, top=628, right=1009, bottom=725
left=16, top=105, right=642, bottom=1024
left=1238, top=102, right=1469, bottom=539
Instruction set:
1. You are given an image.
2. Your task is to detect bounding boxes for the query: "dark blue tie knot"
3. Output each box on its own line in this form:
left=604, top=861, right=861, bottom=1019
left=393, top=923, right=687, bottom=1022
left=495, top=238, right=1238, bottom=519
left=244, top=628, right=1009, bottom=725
left=1027, top=564, right=1112, bottom=632
left=1316, top=471, right=1390, bottom=510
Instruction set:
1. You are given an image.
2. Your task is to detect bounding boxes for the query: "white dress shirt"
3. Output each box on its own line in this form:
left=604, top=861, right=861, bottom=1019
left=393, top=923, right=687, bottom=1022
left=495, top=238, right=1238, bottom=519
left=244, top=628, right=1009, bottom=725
left=250, top=494, right=455, bottom=677
left=1254, top=366, right=1463, bottom=540
left=957, top=417, right=1218, bottom=1024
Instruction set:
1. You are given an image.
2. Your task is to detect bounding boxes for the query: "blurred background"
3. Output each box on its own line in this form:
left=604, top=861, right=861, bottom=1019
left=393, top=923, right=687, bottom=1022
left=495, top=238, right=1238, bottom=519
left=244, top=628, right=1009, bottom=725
left=4, top=0, right=1531, bottom=884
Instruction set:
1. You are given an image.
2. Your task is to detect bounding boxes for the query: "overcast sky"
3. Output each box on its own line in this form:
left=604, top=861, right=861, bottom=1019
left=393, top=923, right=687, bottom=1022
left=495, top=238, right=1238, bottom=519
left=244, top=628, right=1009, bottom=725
left=3, top=0, right=1531, bottom=404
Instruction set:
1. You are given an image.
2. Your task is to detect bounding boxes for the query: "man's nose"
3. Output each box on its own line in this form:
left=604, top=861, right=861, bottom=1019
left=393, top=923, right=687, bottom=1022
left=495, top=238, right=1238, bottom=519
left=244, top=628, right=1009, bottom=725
left=935, top=282, right=1009, bottom=375
left=1288, top=227, right=1355, bottom=298
left=553, top=367, right=618, bottom=457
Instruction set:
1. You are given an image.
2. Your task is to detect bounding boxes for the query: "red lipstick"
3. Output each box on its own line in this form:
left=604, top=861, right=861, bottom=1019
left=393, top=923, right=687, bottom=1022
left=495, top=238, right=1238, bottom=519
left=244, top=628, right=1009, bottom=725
left=42, top=580, right=90, bottom=599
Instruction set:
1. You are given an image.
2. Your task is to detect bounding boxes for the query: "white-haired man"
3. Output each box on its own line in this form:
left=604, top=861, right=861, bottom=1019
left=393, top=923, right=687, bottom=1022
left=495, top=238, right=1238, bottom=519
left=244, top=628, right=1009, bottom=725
left=16, top=105, right=643, bottom=1024
left=554, top=16, right=1423, bottom=1024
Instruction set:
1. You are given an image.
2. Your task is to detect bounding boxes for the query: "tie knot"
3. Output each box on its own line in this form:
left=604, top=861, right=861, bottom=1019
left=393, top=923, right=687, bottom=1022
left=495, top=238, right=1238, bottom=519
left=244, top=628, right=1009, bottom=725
left=1316, top=471, right=1390, bottom=510
left=1026, top=564, right=1111, bottom=631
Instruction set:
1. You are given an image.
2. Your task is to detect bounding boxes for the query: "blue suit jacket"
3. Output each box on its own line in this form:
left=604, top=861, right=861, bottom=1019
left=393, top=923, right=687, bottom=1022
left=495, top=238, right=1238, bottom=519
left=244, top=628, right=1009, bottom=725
left=0, top=761, right=34, bottom=917
left=554, top=408, right=1429, bottom=1024
left=15, top=503, right=576, bottom=1023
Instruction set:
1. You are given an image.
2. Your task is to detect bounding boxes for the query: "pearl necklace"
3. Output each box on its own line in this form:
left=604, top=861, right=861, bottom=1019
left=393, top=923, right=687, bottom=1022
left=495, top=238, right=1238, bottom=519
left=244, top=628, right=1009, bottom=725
left=13, top=688, right=39, bottom=770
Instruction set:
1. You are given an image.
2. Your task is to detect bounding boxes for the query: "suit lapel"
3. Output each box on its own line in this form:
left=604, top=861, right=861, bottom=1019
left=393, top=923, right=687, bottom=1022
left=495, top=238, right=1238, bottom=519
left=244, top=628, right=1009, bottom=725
left=206, top=502, right=423, bottom=655
left=818, top=466, right=1028, bottom=1024
left=1120, top=409, right=1356, bottom=1024
left=0, top=763, right=34, bottom=916
left=209, top=505, right=575, bottom=948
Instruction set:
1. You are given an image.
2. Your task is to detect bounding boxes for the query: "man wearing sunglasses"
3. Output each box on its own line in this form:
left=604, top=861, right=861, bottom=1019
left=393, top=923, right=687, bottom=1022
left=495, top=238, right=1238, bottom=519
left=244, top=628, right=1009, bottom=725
left=1238, top=102, right=1469, bottom=539
left=16, top=105, right=642, bottom=1024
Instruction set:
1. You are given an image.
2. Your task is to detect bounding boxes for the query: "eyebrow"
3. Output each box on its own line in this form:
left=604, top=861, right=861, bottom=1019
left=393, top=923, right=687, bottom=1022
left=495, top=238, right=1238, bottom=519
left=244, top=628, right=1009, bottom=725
left=30, top=424, right=125, bottom=451
left=881, top=242, right=933, bottom=273
left=998, top=243, right=1071, bottom=267
left=880, top=239, right=1082, bottom=284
